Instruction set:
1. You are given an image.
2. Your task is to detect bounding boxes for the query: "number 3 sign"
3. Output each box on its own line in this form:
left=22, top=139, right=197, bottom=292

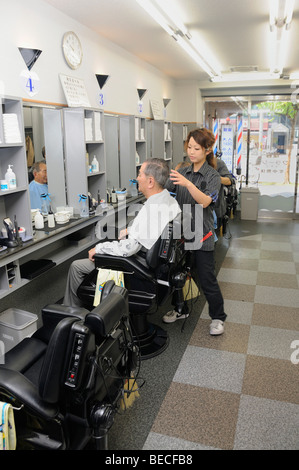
left=20, top=69, right=40, bottom=97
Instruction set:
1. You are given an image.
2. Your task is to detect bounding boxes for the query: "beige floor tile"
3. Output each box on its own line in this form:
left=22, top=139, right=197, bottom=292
left=190, top=318, right=250, bottom=354
left=151, top=382, right=240, bottom=450
left=219, top=281, right=256, bottom=302
left=257, top=271, right=298, bottom=289
left=242, top=355, right=299, bottom=404
left=252, top=303, right=299, bottom=330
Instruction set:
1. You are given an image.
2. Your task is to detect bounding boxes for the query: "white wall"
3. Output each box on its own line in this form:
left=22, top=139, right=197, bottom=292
left=0, top=0, right=201, bottom=122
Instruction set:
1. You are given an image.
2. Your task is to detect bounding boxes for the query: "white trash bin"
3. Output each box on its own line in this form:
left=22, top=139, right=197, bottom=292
left=0, top=308, right=38, bottom=354
left=240, top=187, right=260, bottom=220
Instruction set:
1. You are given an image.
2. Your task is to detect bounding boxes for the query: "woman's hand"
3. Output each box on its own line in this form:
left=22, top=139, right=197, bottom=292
left=170, top=169, right=213, bottom=208
left=170, top=169, right=190, bottom=188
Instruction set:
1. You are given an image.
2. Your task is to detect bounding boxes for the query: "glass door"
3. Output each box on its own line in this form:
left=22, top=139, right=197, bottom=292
left=204, top=94, right=299, bottom=218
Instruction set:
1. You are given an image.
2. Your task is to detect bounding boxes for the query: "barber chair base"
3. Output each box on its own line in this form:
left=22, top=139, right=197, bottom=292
left=130, top=314, right=169, bottom=360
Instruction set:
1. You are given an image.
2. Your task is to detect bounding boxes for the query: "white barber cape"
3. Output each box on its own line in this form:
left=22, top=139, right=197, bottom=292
left=95, top=189, right=181, bottom=257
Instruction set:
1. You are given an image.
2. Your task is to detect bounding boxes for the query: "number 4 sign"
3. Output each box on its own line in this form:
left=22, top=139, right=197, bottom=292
left=20, top=69, right=40, bottom=97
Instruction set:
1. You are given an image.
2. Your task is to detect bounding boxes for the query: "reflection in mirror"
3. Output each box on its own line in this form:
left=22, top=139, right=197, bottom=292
left=23, top=106, right=45, bottom=170
left=23, top=104, right=66, bottom=210
left=104, top=114, right=120, bottom=190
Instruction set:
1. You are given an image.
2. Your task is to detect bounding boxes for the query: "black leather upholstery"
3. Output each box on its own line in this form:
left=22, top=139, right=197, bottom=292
left=1, top=337, right=47, bottom=373
left=34, top=304, right=89, bottom=343
left=38, top=317, right=79, bottom=403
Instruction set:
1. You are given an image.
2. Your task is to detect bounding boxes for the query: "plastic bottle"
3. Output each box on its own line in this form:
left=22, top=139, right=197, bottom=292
left=34, top=211, right=44, bottom=229
left=91, top=156, right=99, bottom=173
left=5, top=165, right=16, bottom=190
left=111, top=187, right=117, bottom=203
left=129, top=179, right=138, bottom=196
left=47, top=206, right=55, bottom=228
left=79, top=194, right=89, bottom=217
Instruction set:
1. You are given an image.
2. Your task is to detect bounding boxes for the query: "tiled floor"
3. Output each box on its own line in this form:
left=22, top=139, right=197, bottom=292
left=143, top=222, right=299, bottom=450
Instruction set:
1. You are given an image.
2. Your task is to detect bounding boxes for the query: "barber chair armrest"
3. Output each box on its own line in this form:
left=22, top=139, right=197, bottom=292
left=94, top=253, right=156, bottom=283
left=34, top=304, right=89, bottom=343
left=0, top=368, right=59, bottom=420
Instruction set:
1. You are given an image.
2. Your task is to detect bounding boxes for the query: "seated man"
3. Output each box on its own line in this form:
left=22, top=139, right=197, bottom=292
left=64, top=158, right=181, bottom=307
left=29, top=160, right=48, bottom=210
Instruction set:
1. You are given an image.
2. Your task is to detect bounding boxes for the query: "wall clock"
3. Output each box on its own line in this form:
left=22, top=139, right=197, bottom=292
left=62, top=31, right=83, bottom=70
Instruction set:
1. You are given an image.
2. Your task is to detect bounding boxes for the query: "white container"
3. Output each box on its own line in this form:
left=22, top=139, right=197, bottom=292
left=91, top=156, right=99, bottom=173
left=54, top=211, right=71, bottom=224
left=5, top=165, right=16, bottom=190
left=34, top=211, right=44, bottom=229
left=0, top=180, right=8, bottom=191
left=0, top=308, right=38, bottom=353
left=116, top=190, right=127, bottom=201
left=31, top=209, right=38, bottom=221
left=48, top=212, right=55, bottom=228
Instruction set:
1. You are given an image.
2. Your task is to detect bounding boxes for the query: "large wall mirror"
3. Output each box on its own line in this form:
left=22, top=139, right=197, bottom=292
left=23, top=103, right=66, bottom=209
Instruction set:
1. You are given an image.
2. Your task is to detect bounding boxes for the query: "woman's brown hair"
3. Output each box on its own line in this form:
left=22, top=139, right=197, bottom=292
left=185, top=128, right=217, bottom=169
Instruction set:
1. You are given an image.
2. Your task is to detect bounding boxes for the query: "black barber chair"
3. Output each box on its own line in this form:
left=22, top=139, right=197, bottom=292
left=0, top=283, right=138, bottom=450
left=78, top=216, right=191, bottom=360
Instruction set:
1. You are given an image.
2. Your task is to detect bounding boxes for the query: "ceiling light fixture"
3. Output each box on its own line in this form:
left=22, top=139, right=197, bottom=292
left=175, top=36, right=216, bottom=77
left=136, top=0, right=220, bottom=78
left=136, top=0, right=177, bottom=38
left=211, top=72, right=281, bottom=83
left=269, top=0, right=294, bottom=73
left=156, top=0, right=191, bottom=39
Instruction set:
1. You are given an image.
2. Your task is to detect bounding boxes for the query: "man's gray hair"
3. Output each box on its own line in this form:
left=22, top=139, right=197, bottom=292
left=31, top=160, right=46, bottom=174
left=143, top=158, right=169, bottom=188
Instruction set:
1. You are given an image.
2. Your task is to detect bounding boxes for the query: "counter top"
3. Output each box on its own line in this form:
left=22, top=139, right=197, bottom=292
left=0, top=214, right=100, bottom=265
left=0, top=194, right=145, bottom=266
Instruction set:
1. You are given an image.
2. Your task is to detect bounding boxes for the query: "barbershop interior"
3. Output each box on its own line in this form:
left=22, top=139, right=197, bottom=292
left=0, top=0, right=298, bottom=452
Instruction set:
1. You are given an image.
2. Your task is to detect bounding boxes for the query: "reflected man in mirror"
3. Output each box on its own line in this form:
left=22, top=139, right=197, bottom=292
left=29, top=160, right=48, bottom=210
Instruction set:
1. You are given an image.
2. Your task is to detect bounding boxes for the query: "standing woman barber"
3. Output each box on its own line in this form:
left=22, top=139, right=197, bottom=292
left=164, top=128, right=227, bottom=335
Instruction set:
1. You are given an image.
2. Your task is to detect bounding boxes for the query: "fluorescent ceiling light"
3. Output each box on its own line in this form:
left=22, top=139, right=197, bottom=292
left=269, top=0, right=294, bottom=73
left=211, top=72, right=281, bottom=82
left=187, top=34, right=222, bottom=76
left=285, top=0, right=295, bottom=27
left=136, top=0, right=221, bottom=78
left=269, top=0, right=279, bottom=31
left=176, top=36, right=215, bottom=77
left=156, top=0, right=191, bottom=38
left=136, top=0, right=176, bottom=37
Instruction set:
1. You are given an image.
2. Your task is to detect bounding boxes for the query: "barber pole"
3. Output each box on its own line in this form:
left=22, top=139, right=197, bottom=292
left=237, top=115, right=242, bottom=171
left=213, top=119, right=219, bottom=154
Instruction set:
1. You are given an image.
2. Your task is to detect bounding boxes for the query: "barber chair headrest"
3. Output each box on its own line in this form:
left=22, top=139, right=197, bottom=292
left=85, top=284, right=129, bottom=341
left=34, top=304, right=90, bottom=344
